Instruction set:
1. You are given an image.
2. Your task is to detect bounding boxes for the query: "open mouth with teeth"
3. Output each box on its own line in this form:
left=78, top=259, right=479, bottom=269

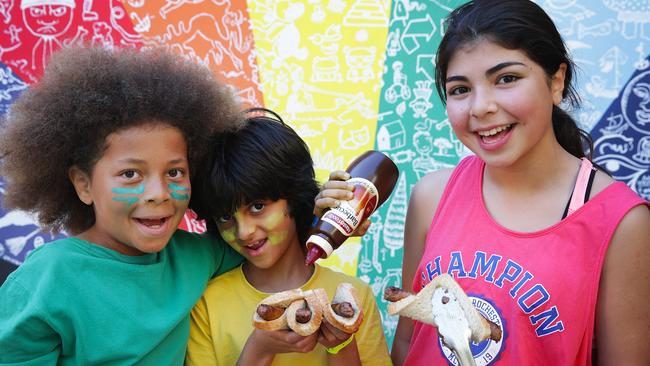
left=135, top=217, right=167, bottom=229
left=477, top=124, right=513, bottom=143
left=245, top=240, right=266, bottom=251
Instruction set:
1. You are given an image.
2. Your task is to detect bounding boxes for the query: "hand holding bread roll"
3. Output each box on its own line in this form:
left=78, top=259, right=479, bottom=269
left=321, top=283, right=364, bottom=334
left=384, top=274, right=501, bottom=366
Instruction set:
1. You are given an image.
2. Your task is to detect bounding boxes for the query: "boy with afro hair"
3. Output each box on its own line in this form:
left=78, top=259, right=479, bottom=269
left=0, top=46, right=245, bottom=364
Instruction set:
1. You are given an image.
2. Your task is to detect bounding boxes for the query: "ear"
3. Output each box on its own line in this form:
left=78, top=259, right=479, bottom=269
left=551, top=63, right=567, bottom=106
left=69, top=166, right=93, bottom=205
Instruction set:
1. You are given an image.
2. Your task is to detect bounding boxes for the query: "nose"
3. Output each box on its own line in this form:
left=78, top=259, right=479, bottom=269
left=470, top=87, right=498, bottom=118
left=235, top=214, right=255, bottom=242
left=143, top=177, right=170, bottom=204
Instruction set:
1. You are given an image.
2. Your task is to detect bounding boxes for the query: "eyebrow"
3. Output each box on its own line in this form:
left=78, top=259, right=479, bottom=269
left=446, top=61, right=526, bottom=84
left=117, top=158, right=187, bottom=165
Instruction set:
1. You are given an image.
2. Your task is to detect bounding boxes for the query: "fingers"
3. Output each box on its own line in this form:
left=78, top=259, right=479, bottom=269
left=317, top=320, right=353, bottom=348
left=322, top=320, right=351, bottom=340
left=328, top=170, right=351, bottom=181
left=292, top=332, right=318, bottom=353
left=321, top=179, right=354, bottom=192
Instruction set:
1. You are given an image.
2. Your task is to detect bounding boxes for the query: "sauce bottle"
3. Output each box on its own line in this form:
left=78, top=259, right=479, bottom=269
left=305, top=150, right=399, bottom=265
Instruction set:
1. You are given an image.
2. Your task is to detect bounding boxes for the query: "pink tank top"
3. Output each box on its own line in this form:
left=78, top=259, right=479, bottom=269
left=404, top=156, right=648, bottom=366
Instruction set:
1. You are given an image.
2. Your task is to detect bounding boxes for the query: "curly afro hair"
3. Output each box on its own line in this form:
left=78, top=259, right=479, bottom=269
left=0, top=46, right=243, bottom=234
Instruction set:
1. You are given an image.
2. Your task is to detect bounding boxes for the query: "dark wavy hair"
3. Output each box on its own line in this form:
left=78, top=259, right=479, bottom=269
left=435, top=0, right=593, bottom=159
left=190, top=108, right=319, bottom=246
left=0, top=46, right=242, bottom=234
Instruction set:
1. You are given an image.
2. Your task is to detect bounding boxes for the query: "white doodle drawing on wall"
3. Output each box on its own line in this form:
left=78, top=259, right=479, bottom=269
left=343, top=0, right=388, bottom=28
left=338, top=125, right=370, bottom=150
left=309, top=25, right=343, bottom=83
left=256, top=1, right=308, bottom=69
left=153, top=11, right=247, bottom=71
left=634, top=42, right=650, bottom=70
left=82, top=0, right=97, bottom=21
left=129, top=11, right=150, bottom=34
left=377, top=119, right=406, bottom=151
left=400, top=13, right=435, bottom=55
left=541, top=0, right=594, bottom=36
left=91, top=22, right=114, bottom=48
left=343, top=46, right=376, bottom=82
left=634, top=136, right=650, bottom=163
left=601, top=0, right=650, bottom=40
left=385, top=61, right=412, bottom=104
left=359, top=212, right=384, bottom=274
left=1, top=24, right=21, bottom=59
left=108, top=0, right=141, bottom=45
left=0, top=65, right=27, bottom=110
left=411, top=119, right=456, bottom=179
left=311, top=149, right=344, bottom=176
left=409, top=80, right=433, bottom=118
left=382, top=173, right=407, bottom=257
left=21, top=0, right=86, bottom=70
left=1, top=0, right=14, bottom=24
left=416, top=54, right=435, bottom=81
left=622, top=70, right=650, bottom=133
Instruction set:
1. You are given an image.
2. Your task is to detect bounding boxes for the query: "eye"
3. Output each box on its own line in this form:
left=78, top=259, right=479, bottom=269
left=497, top=74, right=519, bottom=84
left=250, top=202, right=265, bottom=213
left=120, top=170, right=141, bottom=181
left=168, top=168, right=185, bottom=179
left=447, top=86, right=469, bottom=96
left=215, top=214, right=232, bottom=224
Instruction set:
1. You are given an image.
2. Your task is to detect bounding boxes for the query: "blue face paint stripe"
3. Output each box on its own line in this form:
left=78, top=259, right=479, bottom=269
left=168, top=183, right=188, bottom=191
left=168, top=183, right=189, bottom=200
left=112, top=196, right=138, bottom=206
left=170, top=192, right=190, bottom=200
left=111, top=184, right=145, bottom=195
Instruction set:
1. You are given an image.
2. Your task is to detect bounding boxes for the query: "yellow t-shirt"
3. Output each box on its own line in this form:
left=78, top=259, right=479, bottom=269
left=186, top=264, right=391, bottom=365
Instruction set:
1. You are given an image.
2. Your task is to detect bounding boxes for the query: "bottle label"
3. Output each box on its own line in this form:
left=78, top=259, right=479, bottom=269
left=322, top=177, right=379, bottom=236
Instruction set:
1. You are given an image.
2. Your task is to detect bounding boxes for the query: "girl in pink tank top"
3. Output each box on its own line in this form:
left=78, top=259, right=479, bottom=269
left=381, top=1, right=650, bottom=365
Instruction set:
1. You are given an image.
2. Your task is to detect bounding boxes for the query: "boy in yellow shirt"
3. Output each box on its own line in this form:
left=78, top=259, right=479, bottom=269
left=186, top=108, right=391, bottom=365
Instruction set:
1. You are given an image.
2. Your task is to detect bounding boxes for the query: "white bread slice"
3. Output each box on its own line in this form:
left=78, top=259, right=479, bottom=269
left=387, top=274, right=495, bottom=343
left=252, top=289, right=306, bottom=331
left=322, top=283, right=364, bottom=333
left=286, top=290, right=323, bottom=336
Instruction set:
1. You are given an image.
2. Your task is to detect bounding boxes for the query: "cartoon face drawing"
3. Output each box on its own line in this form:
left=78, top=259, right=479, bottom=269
left=21, top=1, right=75, bottom=38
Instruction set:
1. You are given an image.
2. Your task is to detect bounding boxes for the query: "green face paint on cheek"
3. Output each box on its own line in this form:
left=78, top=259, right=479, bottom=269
left=264, top=211, right=291, bottom=246
left=111, top=184, right=144, bottom=207
left=219, top=228, right=239, bottom=251
left=168, top=183, right=189, bottom=200
left=267, top=231, right=289, bottom=246
left=265, top=211, right=285, bottom=228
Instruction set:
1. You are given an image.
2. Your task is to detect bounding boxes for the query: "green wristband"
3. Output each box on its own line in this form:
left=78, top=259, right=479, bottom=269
left=325, top=334, right=354, bottom=355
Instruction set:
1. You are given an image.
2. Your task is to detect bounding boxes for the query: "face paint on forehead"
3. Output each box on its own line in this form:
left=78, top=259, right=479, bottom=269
left=168, top=183, right=189, bottom=200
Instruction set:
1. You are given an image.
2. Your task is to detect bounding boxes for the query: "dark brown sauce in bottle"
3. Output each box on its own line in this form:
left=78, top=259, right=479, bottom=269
left=305, top=150, right=399, bottom=265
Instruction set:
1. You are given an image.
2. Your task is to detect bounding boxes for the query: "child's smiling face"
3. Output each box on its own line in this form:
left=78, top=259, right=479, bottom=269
left=215, top=199, right=299, bottom=269
left=70, top=122, right=190, bottom=255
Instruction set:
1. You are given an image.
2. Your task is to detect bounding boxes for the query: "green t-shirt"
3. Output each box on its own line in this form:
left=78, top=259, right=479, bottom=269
left=0, top=230, right=243, bottom=365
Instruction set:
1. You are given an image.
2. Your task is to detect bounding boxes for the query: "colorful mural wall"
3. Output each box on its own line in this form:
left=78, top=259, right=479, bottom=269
left=1, top=0, right=648, bottom=347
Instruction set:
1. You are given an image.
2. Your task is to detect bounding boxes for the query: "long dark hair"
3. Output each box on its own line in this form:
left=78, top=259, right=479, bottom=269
left=434, top=0, right=593, bottom=159
left=191, top=108, right=319, bottom=245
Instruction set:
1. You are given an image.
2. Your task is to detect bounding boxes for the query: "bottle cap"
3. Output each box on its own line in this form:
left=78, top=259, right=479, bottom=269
left=304, top=234, right=334, bottom=265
